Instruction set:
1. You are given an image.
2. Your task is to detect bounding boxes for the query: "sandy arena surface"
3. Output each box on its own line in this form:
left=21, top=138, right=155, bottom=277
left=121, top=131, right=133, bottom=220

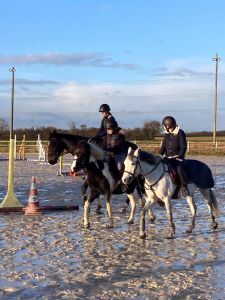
left=0, top=155, right=224, bottom=299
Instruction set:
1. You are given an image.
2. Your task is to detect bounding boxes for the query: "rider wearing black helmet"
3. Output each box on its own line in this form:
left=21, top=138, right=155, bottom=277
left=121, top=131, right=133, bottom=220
left=160, top=116, right=188, bottom=196
left=105, top=119, right=126, bottom=186
left=96, top=104, right=118, bottom=140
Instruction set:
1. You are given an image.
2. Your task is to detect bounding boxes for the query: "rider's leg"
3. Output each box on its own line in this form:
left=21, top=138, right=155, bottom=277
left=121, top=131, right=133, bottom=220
left=177, top=162, right=189, bottom=196
left=108, top=157, right=120, bottom=184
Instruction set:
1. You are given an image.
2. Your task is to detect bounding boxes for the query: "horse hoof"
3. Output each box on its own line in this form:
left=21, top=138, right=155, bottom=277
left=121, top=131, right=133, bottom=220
left=106, top=224, right=113, bottom=229
left=148, top=216, right=156, bottom=223
left=127, top=219, right=134, bottom=225
left=186, top=228, right=193, bottom=233
left=212, top=221, right=218, bottom=229
left=95, top=209, right=102, bottom=215
left=140, top=233, right=146, bottom=239
left=83, top=222, right=90, bottom=229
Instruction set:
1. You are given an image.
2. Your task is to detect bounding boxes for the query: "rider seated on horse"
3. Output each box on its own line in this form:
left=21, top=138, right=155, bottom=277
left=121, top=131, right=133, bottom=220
left=159, top=116, right=189, bottom=196
left=105, top=119, right=126, bottom=185
left=95, top=104, right=118, bottom=145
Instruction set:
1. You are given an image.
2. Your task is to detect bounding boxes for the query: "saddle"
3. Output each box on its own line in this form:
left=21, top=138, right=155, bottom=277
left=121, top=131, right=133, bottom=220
left=168, top=165, right=180, bottom=186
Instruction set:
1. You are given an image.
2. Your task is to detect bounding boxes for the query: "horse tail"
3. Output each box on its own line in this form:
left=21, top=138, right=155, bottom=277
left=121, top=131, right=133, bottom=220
left=209, top=189, right=220, bottom=217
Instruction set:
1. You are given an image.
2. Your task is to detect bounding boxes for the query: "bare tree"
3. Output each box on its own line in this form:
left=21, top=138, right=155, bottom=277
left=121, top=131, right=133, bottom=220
left=0, top=118, right=9, bottom=137
left=143, top=120, right=161, bottom=140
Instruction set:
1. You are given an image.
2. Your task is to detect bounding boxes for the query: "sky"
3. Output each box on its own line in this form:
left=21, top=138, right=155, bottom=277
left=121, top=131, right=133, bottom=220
left=0, top=0, right=225, bottom=133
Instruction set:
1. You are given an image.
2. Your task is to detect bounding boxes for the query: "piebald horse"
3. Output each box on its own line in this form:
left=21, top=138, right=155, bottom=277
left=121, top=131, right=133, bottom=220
left=72, top=140, right=145, bottom=229
left=122, top=147, right=220, bottom=239
left=48, top=130, right=144, bottom=217
left=48, top=130, right=104, bottom=212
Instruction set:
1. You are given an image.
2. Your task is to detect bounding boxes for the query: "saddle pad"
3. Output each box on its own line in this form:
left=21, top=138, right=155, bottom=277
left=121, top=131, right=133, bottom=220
left=182, top=159, right=214, bottom=189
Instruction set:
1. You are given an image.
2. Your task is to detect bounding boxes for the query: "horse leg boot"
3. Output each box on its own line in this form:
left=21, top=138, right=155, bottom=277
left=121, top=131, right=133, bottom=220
left=185, top=195, right=197, bottom=233
left=127, top=194, right=136, bottom=224
left=164, top=196, right=175, bottom=239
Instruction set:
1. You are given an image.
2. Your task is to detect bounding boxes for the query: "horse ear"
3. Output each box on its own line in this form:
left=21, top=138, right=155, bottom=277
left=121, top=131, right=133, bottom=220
left=127, top=147, right=133, bottom=155
left=134, top=148, right=140, bottom=156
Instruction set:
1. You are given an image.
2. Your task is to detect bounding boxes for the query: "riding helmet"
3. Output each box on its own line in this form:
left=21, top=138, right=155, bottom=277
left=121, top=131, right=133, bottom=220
left=106, top=119, right=117, bottom=129
left=162, top=116, right=177, bottom=129
left=99, top=104, right=110, bottom=112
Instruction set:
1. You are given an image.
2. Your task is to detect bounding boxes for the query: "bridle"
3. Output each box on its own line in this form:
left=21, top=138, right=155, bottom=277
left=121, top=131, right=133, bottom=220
left=48, top=137, right=68, bottom=158
left=124, top=154, right=165, bottom=189
left=123, top=155, right=140, bottom=179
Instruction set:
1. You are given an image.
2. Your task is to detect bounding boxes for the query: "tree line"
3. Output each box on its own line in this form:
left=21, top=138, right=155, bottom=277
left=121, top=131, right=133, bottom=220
left=1, top=117, right=223, bottom=141
left=0, top=117, right=162, bottom=141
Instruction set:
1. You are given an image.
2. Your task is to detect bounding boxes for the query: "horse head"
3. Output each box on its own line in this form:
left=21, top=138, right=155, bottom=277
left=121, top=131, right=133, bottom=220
left=122, top=147, right=140, bottom=185
left=48, top=131, right=66, bottom=165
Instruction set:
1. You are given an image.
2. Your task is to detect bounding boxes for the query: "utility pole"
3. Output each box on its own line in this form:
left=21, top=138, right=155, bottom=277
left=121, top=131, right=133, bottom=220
left=0, top=66, right=24, bottom=208
left=213, top=53, right=221, bottom=143
left=9, top=66, right=15, bottom=139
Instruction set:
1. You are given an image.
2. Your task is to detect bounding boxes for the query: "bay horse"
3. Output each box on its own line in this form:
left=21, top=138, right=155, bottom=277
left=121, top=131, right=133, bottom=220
left=72, top=140, right=146, bottom=229
left=122, top=147, right=220, bottom=239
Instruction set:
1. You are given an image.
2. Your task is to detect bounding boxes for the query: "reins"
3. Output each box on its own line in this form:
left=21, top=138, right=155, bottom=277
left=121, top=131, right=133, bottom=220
left=143, top=162, right=165, bottom=191
left=125, top=155, right=165, bottom=191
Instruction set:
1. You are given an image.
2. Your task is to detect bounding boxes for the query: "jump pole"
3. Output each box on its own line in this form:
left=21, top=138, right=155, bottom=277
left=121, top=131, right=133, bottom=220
left=0, top=67, right=24, bottom=208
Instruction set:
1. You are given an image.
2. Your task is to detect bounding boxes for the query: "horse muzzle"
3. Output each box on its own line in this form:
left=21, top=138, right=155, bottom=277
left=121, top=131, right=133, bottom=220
left=122, top=174, right=133, bottom=185
left=48, top=158, right=58, bottom=165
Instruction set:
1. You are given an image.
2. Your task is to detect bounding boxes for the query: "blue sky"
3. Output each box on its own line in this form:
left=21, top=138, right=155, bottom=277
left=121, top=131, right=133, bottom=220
left=0, top=0, right=225, bottom=132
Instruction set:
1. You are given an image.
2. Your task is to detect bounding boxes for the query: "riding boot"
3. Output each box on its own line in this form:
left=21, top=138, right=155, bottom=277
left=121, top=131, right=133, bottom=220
left=177, top=164, right=189, bottom=197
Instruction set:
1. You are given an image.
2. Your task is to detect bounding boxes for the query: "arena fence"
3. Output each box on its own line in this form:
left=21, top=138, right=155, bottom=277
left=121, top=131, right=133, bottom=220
left=0, top=135, right=48, bottom=160
left=1, top=138, right=225, bottom=159
left=137, top=140, right=225, bottom=155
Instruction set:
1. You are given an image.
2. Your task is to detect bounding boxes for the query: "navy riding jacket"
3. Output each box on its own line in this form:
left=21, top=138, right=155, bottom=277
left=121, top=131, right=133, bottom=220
left=159, top=127, right=187, bottom=159
left=96, top=113, right=118, bottom=138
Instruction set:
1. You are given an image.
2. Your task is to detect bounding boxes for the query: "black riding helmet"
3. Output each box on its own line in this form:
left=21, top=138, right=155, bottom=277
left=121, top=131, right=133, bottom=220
left=106, top=119, right=117, bottom=130
left=99, top=104, right=110, bottom=112
left=162, top=116, right=177, bottom=130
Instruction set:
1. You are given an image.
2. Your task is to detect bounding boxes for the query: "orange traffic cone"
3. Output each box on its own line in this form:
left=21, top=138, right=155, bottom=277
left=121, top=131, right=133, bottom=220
left=24, top=176, right=43, bottom=215
left=70, top=170, right=76, bottom=176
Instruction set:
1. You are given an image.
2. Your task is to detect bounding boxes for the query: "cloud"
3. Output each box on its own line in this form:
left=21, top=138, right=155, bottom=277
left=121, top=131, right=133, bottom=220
left=0, top=78, right=58, bottom=85
left=0, top=52, right=138, bottom=70
left=153, top=67, right=213, bottom=78
left=1, top=55, right=224, bottom=131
